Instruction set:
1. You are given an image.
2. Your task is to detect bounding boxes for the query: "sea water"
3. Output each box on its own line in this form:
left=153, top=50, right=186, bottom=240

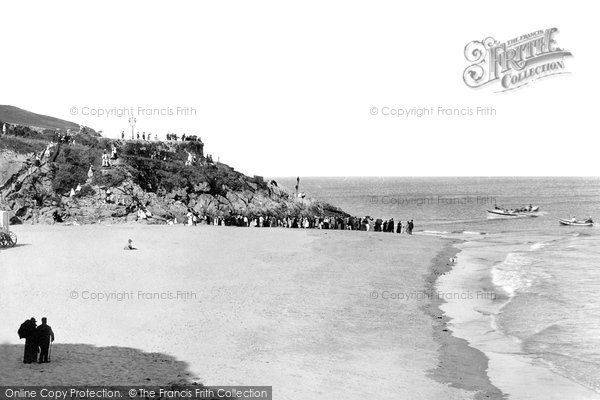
left=276, top=177, right=600, bottom=398
left=494, top=233, right=600, bottom=394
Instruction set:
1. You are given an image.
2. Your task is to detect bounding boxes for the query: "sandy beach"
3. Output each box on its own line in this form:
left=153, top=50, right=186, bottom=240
left=0, top=0, right=595, bottom=397
left=0, top=224, right=494, bottom=399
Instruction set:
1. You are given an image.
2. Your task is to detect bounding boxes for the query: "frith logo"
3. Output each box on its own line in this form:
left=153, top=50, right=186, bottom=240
left=463, top=28, right=572, bottom=92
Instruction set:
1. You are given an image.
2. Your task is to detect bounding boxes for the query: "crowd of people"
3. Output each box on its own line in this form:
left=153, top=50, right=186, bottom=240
left=179, top=213, right=415, bottom=234
left=166, top=133, right=200, bottom=142
left=17, top=317, right=55, bottom=364
left=53, top=129, right=77, bottom=145
left=120, top=131, right=202, bottom=142
left=4, top=121, right=414, bottom=234
left=122, top=131, right=157, bottom=141
left=2, top=122, right=87, bottom=146
left=2, top=120, right=202, bottom=145
left=98, top=145, right=119, bottom=167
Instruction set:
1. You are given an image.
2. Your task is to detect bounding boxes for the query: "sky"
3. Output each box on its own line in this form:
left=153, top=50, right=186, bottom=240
left=0, top=1, right=597, bottom=177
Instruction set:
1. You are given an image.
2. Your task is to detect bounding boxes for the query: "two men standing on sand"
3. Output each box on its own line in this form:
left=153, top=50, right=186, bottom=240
left=18, top=317, right=55, bottom=364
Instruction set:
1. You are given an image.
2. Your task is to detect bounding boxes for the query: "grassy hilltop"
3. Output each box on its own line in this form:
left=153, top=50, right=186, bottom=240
left=0, top=105, right=84, bottom=132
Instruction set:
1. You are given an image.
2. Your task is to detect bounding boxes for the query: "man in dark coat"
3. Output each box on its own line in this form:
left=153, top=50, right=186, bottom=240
left=36, top=317, right=55, bottom=363
left=374, top=219, right=382, bottom=232
left=18, top=318, right=38, bottom=363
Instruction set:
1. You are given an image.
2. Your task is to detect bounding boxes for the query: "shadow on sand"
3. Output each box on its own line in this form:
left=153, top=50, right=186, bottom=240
left=0, top=343, right=199, bottom=385
left=7, top=243, right=31, bottom=248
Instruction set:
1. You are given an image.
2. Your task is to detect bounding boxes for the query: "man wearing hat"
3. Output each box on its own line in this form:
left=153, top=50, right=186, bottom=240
left=36, top=317, right=55, bottom=363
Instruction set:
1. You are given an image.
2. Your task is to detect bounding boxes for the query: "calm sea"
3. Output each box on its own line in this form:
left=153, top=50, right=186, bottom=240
left=276, top=176, right=600, bottom=397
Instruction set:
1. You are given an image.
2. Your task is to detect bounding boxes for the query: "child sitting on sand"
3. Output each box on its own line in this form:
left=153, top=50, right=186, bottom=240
left=124, top=239, right=137, bottom=250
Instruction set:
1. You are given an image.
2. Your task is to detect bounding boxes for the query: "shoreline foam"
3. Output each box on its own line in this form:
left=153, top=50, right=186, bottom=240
left=423, top=238, right=506, bottom=400
left=438, top=234, right=600, bottom=400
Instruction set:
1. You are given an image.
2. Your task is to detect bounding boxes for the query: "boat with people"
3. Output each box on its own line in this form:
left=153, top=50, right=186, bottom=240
left=487, top=204, right=540, bottom=218
left=559, top=217, right=594, bottom=226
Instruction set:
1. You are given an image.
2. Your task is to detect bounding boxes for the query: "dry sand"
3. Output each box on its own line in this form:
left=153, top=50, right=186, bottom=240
left=1, top=224, right=489, bottom=399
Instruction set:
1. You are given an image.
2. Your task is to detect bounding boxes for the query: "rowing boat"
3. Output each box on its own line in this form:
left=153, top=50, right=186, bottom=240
left=558, top=218, right=593, bottom=226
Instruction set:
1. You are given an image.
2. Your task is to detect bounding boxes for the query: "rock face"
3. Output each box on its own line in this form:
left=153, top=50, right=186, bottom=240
left=0, top=150, right=28, bottom=187
left=0, top=132, right=346, bottom=225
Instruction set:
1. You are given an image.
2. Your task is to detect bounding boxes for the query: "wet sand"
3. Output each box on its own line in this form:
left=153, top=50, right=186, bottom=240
left=422, top=239, right=505, bottom=400
left=437, top=234, right=600, bottom=400
left=1, top=224, right=490, bottom=399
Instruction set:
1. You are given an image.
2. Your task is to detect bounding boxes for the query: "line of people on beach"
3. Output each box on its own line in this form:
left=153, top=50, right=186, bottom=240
left=18, top=317, right=55, bottom=364
left=180, top=213, right=415, bottom=234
